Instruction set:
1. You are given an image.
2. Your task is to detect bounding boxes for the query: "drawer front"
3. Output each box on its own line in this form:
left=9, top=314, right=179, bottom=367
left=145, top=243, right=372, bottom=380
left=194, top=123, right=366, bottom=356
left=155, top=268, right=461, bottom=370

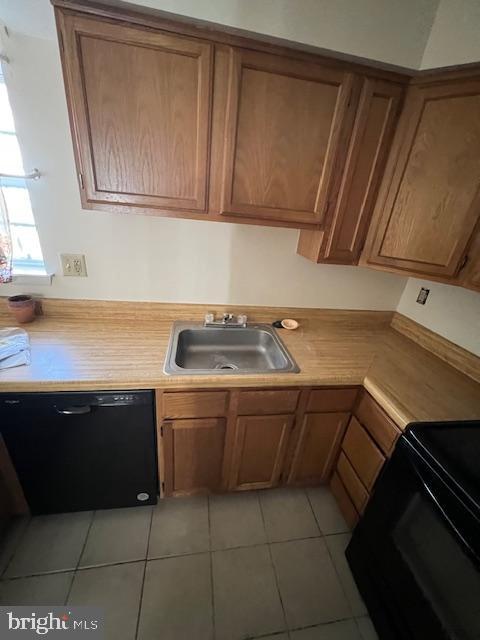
left=342, top=416, right=385, bottom=491
left=306, top=388, right=358, bottom=413
left=162, top=391, right=229, bottom=418
left=330, top=471, right=358, bottom=530
left=237, top=389, right=299, bottom=415
left=355, top=391, right=400, bottom=456
left=336, top=451, right=369, bottom=514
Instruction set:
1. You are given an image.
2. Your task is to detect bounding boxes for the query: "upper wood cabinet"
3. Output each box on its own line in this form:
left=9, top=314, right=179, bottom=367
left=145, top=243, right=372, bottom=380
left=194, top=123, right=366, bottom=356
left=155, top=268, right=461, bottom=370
left=211, top=48, right=355, bottom=225
left=362, top=78, right=480, bottom=278
left=57, top=12, right=213, bottom=213
left=297, top=78, right=404, bottom=263
left=54, top=2, right=480, bottom=290
left=54, top=2, right=412, bottom=232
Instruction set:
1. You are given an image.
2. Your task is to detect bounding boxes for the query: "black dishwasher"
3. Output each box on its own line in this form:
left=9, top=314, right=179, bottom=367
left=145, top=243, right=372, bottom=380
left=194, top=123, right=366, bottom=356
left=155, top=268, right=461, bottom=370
left=0, top=391, right=158, bottom=514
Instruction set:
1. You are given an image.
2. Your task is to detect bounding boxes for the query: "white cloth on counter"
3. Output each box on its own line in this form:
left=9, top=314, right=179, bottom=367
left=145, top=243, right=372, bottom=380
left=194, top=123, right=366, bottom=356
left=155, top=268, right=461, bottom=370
left=0, top=327, right=31, bottom=369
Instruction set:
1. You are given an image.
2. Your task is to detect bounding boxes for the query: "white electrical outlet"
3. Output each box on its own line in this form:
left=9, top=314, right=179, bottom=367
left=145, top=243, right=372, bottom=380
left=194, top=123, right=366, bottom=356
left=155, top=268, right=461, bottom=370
left=60, top=253, right=87, bottom=277
left=416, top=287, right=430, bottom=305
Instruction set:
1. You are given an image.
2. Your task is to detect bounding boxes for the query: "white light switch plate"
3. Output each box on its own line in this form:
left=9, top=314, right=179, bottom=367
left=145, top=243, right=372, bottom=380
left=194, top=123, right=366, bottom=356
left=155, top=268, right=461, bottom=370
left=60, top=253, right=87, bottom=277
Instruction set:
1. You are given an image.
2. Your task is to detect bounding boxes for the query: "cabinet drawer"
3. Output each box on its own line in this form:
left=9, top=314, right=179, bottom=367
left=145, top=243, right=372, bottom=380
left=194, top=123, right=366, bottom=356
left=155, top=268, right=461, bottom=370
left=237, top=389, right=299, bottom=415
left=162, top=391, right=229, bottom=418
left=330, top=471, right=358, bottom=530
left=306, top=388, right=358, bottom=413
left=342, top=416, right=385, bottom=491
left=336, top=451, right=369, bottom=514
left=355, top=391, right=400, bottom=456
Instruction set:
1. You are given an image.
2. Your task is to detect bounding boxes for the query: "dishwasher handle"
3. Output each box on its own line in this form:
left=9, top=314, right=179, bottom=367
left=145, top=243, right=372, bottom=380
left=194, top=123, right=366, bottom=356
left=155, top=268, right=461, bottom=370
left=55, top=405, right=92, bottom=415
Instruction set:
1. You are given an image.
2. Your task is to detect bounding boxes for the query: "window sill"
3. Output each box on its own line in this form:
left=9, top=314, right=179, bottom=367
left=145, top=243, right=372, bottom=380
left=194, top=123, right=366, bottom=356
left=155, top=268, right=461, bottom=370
left=11, top=270, right=54, bottom=286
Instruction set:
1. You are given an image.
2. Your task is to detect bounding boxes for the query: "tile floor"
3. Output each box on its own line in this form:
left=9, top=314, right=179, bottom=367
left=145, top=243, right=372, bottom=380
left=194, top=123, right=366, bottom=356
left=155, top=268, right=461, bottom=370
left=0, top=487, right=378, bottom=640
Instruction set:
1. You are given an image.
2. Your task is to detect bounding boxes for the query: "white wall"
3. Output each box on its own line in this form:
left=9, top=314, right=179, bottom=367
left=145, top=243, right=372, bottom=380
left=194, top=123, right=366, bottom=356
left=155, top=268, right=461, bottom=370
left=397, top=280, right=480, bottom=356
left=0, top=29, right=407, bottom=310
left=421, top=0, right=480, bottom=68
left=0, top=0, right=439, bottom=68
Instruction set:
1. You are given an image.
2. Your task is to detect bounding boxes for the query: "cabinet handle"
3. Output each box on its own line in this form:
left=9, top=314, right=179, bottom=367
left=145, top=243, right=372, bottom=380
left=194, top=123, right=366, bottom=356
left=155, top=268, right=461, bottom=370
left=55, top=405, right=91, bottom=415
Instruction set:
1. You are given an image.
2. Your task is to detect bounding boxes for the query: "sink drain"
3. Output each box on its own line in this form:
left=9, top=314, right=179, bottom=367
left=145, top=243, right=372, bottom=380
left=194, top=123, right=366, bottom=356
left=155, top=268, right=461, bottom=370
left=214, top=363, right=238, bottom=370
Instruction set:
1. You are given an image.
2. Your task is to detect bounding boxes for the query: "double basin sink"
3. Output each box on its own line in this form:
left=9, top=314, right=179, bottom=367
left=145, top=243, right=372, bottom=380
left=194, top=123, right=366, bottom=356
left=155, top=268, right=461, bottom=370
left=164, top=322, right=299, bottom=375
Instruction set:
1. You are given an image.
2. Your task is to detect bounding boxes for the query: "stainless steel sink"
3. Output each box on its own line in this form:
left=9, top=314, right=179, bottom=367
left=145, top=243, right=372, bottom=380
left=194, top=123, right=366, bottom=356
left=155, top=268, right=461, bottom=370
left=164, top=322, right=299, bottom=375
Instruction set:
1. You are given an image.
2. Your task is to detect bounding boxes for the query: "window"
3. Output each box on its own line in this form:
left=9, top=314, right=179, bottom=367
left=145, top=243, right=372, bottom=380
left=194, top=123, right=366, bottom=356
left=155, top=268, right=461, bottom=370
left=0, top=65, right=45, bottom=274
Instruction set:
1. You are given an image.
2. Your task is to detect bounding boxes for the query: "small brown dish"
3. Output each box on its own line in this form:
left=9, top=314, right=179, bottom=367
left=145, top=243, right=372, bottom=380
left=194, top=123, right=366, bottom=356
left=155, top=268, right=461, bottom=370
left=281, top=318, right=299, bottom=330
left=7, top=295, right=36, bottom=324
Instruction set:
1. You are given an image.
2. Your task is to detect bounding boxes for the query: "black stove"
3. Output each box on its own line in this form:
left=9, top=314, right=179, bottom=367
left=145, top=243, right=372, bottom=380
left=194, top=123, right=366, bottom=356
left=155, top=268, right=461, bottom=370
left=346, top=420, right=480, bottom=640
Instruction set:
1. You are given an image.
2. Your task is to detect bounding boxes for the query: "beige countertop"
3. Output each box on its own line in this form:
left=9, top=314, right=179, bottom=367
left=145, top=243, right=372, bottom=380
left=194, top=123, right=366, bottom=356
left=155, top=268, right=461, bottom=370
left=0, top=299, right=479, bottom=429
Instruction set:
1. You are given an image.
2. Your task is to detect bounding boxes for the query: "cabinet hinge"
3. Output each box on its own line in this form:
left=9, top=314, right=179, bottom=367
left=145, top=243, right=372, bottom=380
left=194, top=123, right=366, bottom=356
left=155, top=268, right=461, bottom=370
left=78, top=172, right=84, bottom=189
left=161, top=481, right=165, bottom=492
left=58, top=31, right=64, bottom=54
left=160, top=426, right=163, bottom=437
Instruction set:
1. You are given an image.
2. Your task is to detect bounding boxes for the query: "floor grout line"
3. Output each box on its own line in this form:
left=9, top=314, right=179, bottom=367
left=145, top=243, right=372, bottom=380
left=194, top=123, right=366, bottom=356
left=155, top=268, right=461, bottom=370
left=268, top=534, right=323, bottom=547
left=304, top=487, right=325, bottom=536
left=144, top=504, right=155, bottom=560
left=2, top=558, right=149, bottom=582
left=323, top=533, right=361, bottom=621
left=1, top=516, right=32, bottom=580
left=134, top=505, right=154, bottom=640
left=247, top=614, right=362, bottom=639
left=0, top=533, right=340, bottom=582
left=75, top=510, right=96, bottom=570
left=63, top=571, right=76, bottom=607
left=310, top=486, right=360, bottom=620
left=305, top=487, right=351, bottom=537
left=257, top=491, right=289, bottom=635
left=207, top=495, right=216, bottom=640
left=354, top=616, right=367, bottom=640
left=64, top=509, right=96, bottom=604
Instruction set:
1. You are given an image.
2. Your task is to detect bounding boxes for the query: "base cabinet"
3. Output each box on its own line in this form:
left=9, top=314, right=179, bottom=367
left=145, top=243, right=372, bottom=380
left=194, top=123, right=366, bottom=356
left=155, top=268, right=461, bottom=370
left=330, top=390, right=401, bottom=528
left=162, top=418, right=226, bottom=496
left=157, top=387, right=393, bottom=501
left=229, top=415, right=294, bottom=490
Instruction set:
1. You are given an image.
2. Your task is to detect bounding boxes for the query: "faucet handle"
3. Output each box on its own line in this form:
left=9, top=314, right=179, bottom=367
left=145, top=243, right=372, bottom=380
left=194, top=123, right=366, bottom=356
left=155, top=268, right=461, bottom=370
left=237, top=314, right=247, bottom=326
left=205, top=312, right=214, bottom=324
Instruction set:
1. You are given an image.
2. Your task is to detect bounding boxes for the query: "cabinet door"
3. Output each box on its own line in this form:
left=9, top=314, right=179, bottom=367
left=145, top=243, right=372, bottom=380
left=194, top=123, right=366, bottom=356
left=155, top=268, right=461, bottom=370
left=216, top=48, right=354, bottom=225
left=162, top=418, right=226, bottom=496
left=287, top=412, right=349, bottom=485
left=363, top=79, right=480, bottom=277
left=298, top=78, right=404, bottom=263
left=57, top=12, right=212, bottom=213
left=229, top=415, right=294, bottom=490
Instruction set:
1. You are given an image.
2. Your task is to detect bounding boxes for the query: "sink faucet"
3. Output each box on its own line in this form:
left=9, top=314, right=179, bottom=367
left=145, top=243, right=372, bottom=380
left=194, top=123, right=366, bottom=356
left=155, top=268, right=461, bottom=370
left=204, top=312, right=247, bottom=328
